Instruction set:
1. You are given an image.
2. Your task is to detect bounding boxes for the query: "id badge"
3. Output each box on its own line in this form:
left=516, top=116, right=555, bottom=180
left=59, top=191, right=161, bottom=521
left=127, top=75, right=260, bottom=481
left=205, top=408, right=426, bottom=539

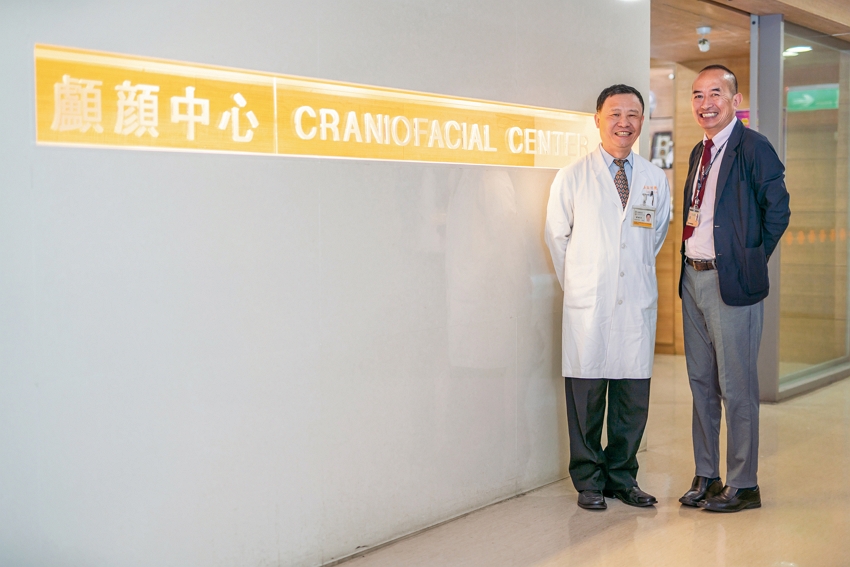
left=632, top=206, right=655, bottom=228
left=686, top=207, right=701, bottom=227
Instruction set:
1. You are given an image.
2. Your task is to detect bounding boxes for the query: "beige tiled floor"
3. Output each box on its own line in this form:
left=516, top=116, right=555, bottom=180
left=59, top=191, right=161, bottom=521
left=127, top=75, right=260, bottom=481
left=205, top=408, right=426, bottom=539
left=343, top=355, right=850, bottom=567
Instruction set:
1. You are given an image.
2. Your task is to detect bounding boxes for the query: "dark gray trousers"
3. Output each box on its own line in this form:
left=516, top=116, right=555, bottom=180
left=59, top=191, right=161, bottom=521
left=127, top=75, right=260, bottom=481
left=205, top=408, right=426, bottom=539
left=564, top=377, right=651, bottom=492
left=682, top=264, right=763, bottom=488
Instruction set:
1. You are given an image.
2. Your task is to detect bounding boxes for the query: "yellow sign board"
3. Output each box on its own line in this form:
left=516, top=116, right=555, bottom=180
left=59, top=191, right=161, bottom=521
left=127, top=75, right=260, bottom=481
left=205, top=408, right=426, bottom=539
left=35, top=44, right=602, bottom=168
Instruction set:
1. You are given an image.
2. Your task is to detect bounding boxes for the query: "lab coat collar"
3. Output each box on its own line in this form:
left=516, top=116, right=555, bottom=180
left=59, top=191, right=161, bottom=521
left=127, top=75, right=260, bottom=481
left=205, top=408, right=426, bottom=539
left=591, top=145, right=646, bottom=216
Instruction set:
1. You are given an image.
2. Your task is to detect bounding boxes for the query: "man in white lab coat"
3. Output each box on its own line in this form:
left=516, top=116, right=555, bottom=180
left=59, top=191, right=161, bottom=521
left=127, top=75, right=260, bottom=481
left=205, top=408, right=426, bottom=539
left=545, top=84, right=671, bottom=510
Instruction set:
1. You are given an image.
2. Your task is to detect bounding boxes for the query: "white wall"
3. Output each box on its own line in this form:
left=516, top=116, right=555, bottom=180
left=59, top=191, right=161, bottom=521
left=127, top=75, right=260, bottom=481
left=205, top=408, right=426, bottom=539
left=0, top=1, right=650, bottom=566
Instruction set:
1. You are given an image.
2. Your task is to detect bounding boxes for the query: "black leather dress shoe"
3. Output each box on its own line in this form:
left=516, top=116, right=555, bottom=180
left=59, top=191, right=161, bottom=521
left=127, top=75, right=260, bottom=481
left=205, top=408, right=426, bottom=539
left=679, top=475, right=723, bottom=507
left=577, top=490, right=607, bottom=510
left=603, top=486, right=657, bottom=507
left=701, top=485, right=761, bottom=512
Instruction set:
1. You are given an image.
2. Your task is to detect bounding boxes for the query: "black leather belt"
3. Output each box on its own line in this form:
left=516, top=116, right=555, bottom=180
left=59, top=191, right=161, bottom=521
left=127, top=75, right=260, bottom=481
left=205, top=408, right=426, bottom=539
left=686, top=257, right=716, bottom=271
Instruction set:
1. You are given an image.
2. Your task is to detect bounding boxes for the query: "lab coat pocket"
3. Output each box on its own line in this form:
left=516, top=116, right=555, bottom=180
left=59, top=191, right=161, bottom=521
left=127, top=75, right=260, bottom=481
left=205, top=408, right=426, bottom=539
left=641, top=263, right=659, bottom=310
left=563, top=264, right=598, bottom=308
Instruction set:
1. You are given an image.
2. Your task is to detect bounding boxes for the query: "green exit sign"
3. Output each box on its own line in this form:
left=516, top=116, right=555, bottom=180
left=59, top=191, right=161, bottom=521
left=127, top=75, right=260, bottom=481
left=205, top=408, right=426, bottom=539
left=787, top=84, right=839, bottom=112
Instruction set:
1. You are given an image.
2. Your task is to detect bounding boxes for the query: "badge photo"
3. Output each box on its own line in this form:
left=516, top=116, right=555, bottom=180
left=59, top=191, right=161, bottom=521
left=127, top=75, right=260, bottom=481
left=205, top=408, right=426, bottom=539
left=633, top=206, right=654, bottom=228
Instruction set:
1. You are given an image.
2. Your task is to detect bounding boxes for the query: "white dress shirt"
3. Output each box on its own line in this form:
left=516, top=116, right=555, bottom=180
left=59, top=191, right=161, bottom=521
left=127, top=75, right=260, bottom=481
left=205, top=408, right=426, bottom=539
left=685, top=117, right=738, bottom=260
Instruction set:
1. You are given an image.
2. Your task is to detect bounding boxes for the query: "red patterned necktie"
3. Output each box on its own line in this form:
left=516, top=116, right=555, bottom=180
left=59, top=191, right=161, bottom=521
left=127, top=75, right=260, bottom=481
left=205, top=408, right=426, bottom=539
left=613, top=158, right=629, bottom=209
left=682, top=138, right=714, bottom=241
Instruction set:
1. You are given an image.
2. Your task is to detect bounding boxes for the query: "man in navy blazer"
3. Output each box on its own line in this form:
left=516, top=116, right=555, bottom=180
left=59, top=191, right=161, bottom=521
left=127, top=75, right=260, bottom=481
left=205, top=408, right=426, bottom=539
left=677, top=65, right=790, bottom=513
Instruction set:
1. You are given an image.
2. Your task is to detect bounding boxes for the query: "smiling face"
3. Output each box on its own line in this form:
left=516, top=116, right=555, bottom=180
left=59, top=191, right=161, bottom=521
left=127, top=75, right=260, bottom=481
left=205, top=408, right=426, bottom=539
left=595, top=93, right=644, bottom=159
left=691, top=68, right=743, bottom=138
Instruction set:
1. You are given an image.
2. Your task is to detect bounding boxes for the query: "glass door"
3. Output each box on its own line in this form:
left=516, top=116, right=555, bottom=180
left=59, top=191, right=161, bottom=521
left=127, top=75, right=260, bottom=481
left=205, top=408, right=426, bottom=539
left=779, top=32, right=850, bottom=383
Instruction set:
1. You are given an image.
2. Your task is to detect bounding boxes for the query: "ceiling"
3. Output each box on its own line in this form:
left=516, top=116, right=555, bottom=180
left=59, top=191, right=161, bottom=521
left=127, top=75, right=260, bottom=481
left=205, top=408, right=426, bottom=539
left=651, top=0, right=850, bottom=66
left=651, top=0, right=751, bottom=64
left=713, top=0, right=850, bottom=40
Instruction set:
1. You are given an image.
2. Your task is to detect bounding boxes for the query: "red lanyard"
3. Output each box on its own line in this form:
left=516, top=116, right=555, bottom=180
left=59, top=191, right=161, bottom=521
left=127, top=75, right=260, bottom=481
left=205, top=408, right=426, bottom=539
left=692, top=141, right=726, bottom=209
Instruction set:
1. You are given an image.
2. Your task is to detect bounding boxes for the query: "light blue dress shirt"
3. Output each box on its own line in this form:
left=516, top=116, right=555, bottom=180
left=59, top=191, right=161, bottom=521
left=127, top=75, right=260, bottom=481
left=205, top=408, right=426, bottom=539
left=599, top=146, right=634, bottom=188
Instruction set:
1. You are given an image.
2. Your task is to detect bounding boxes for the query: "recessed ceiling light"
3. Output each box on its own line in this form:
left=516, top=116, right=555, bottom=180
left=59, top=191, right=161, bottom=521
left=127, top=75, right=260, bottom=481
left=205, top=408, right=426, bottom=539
left=697, top=27, right=711, bottom=52
left=786, top=46, right=812, bottom=53
left=782, top=51, right=799, bottom=57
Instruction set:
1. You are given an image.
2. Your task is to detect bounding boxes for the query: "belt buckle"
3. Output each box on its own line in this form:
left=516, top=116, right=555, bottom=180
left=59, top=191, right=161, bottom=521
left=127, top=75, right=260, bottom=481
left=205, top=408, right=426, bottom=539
left=687, top=257, right=715, bottom=271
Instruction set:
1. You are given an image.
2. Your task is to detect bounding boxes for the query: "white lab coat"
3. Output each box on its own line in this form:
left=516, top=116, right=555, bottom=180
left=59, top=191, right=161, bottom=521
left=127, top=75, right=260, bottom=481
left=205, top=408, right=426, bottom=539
left=545, top=145, right=671, bottom=379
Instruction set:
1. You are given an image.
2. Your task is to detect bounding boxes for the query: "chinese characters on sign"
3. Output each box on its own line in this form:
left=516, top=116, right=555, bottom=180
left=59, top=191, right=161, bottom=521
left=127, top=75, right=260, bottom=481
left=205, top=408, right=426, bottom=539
left=170, top=86, right=210, bottom=141
left=115, top=81, right=159, bottom=137
left=218, top=93, right=259, bottom=142
left=45, top=75, right=260, bottom=143
left=52, top=74, right=104, bottom=133
left=36, top=44, right=602, bottom=167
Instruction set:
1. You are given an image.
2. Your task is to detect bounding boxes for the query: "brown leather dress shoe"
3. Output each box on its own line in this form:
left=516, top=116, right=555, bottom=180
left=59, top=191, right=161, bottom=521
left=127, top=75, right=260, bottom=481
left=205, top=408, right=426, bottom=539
left=679, top=475, right=723, bottom=507
left=701, top=485, right=761, bottom=512
left=577, top=490, right=607, bottom=510
left=603, top=486, right=657, bottom=507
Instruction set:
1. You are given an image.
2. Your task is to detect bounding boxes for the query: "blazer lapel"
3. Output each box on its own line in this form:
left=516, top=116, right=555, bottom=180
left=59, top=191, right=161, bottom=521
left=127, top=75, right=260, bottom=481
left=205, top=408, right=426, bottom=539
left=714, top=120, right=744, bottom=210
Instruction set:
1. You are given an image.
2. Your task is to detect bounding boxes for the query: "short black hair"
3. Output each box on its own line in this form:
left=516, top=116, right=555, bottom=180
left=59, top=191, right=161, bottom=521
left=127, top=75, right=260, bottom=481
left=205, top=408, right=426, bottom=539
left=699, top=64, right=738, bottom=94
left=596, top=84, right=645, bottom=114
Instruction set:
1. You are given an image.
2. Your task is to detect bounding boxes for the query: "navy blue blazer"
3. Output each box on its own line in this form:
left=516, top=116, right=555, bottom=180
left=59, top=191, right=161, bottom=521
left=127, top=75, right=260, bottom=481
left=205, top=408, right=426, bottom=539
left=678, top=120, right=790, bottom=306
